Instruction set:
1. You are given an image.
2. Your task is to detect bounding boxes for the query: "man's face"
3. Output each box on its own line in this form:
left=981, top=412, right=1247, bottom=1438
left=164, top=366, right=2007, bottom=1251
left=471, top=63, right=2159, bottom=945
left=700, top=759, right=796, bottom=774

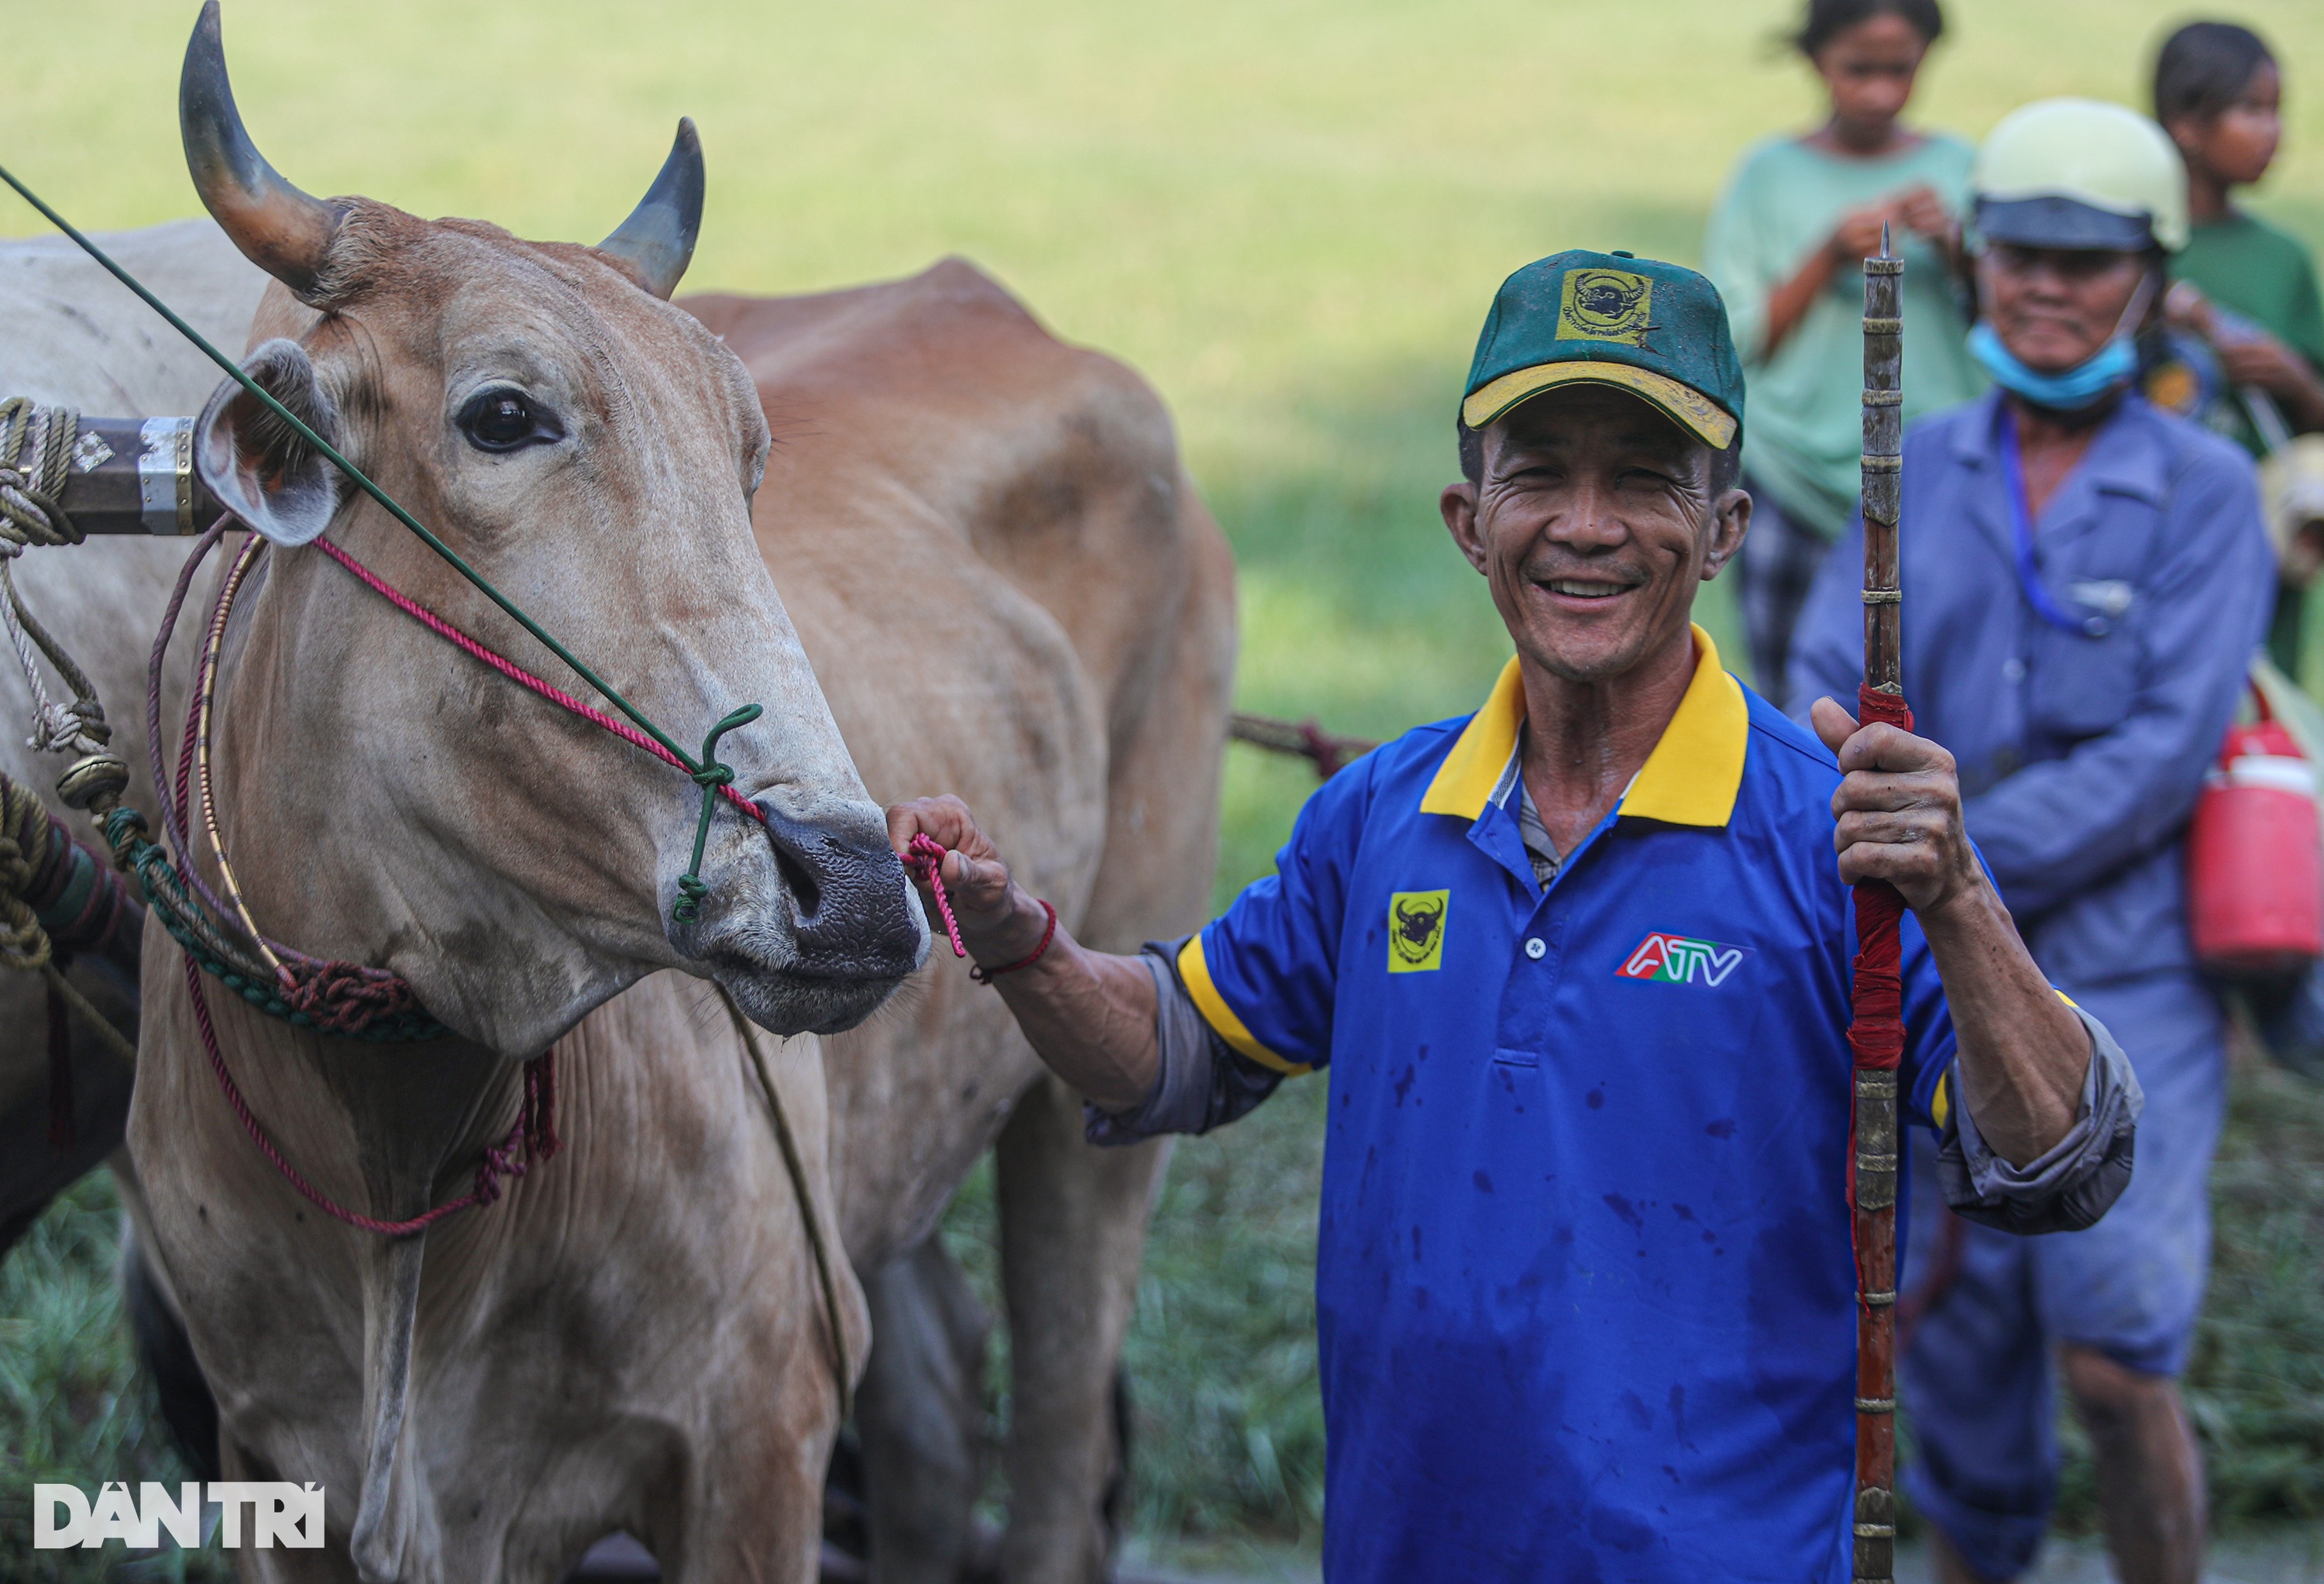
left=1977, top=245, right=2150, bottom=373
left=1439, top=385, right=1748, bottom=685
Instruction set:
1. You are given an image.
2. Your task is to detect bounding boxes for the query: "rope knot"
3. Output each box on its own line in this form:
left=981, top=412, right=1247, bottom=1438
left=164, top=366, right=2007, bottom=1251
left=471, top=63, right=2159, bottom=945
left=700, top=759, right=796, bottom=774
left=29, top=696, right=111, bottom=758
left=0, top=398, right=79, bottom=552
left=672, top=703, right=764, bottom=925
left=275, top=958, right=423, bottom=1036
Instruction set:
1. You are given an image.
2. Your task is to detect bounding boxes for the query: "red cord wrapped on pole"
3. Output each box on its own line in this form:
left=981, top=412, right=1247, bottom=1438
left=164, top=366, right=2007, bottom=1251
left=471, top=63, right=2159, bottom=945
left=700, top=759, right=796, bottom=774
left=1850, top=228, right=1906, bottom=1584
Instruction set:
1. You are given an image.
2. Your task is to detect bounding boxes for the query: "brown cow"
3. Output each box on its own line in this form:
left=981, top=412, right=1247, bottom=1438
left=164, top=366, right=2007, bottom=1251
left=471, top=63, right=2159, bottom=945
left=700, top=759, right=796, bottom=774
left=688, top=266, right=1234, bottom=1581
left=124, top=6, right=1231, bottom=1582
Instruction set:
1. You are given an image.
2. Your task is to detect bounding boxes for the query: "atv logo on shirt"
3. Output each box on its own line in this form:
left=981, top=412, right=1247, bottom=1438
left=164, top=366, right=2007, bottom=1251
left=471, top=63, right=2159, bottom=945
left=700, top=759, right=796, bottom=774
left=1617, top=933, right=1745, bottom=986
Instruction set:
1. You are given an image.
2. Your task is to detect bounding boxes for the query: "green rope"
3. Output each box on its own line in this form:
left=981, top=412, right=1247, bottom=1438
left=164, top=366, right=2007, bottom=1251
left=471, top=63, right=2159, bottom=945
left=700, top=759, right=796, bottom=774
left=101, top=805, right=451, bottom=1043
left=0, top=162, right=749, bottom=817
left=673, top=703, right=762, bottom=923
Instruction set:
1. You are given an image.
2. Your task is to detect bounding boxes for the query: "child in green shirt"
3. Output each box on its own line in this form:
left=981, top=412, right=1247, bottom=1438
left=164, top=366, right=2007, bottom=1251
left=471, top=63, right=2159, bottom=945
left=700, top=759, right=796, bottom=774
left=2154, top=21, right=2324, bottom=678
left=2157, top=21, right=2324, bottom=441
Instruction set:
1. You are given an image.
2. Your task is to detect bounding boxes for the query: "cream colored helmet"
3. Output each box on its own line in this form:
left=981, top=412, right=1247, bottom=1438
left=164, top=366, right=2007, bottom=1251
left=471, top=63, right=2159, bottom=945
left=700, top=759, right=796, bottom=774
left=1972, top=98, right=2190, bottom=253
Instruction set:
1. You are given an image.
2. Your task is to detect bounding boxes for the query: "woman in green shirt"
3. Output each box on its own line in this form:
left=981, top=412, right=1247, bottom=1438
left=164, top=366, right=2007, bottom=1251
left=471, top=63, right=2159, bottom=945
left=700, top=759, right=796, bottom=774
left=1704, top=0, right=1983, bottom=703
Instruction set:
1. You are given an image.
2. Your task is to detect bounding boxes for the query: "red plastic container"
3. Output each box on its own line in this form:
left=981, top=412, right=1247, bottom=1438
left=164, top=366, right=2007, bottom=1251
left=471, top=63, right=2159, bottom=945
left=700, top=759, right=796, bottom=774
left=2188, top=709, right=2324, bottom=977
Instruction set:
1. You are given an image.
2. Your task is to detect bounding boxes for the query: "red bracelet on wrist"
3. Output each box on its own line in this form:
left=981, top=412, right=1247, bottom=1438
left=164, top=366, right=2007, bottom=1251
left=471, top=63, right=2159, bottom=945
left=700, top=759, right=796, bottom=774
left=970, top=899, right=1057, bottom=985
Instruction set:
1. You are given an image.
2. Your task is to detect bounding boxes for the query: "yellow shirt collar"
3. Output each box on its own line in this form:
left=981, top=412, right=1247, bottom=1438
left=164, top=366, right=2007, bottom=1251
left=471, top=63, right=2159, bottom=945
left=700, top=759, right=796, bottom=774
left=1418, top=624, right=1748, bottom=828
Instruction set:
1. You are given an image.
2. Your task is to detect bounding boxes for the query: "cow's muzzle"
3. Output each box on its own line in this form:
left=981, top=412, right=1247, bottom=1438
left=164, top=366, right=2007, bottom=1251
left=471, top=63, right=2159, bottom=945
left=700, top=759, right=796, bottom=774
left=680, top=790, right=929, bottom=1036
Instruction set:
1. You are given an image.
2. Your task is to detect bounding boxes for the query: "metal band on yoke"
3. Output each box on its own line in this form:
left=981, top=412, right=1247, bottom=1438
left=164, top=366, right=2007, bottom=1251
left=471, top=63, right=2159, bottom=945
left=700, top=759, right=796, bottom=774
left=137, top=417, right=194, bottom=535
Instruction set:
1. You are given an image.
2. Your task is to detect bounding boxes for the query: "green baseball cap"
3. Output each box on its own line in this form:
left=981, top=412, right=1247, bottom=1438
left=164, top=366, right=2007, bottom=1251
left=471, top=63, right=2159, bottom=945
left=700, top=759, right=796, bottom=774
left=1461, top=250, right=1745, bottom=452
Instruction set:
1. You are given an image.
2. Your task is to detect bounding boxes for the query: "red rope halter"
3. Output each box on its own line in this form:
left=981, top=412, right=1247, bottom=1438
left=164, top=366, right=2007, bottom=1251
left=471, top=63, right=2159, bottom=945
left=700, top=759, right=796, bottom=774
left=186, top=953, right=559, bottom=1239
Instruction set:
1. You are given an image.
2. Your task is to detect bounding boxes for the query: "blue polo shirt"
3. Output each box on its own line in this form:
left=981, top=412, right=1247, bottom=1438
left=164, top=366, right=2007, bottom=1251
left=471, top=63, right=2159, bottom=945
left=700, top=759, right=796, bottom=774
left=1181, top=629, right=1954, bottom=1582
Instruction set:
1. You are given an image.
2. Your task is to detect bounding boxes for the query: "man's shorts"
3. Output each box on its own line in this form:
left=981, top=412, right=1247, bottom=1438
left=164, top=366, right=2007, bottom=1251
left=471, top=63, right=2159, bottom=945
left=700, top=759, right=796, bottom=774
left=1898, top=969, right=2225, bottom=1580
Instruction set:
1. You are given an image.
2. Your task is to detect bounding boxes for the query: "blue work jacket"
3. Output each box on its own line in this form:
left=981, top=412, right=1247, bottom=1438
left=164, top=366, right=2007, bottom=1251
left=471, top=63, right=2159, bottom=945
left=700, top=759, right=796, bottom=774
left=1184, top=630, right=1956, bottom=1582
left=1789, top=390, right=2271, bottom=990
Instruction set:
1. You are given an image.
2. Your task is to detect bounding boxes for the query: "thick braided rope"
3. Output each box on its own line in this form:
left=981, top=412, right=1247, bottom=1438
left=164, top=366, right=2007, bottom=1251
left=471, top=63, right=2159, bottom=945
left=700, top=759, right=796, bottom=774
left=0, top=398, right=78, bottom=550
left=0, top=400, right=112, bottom=758
left=184, top=950, right=559, bottom=1239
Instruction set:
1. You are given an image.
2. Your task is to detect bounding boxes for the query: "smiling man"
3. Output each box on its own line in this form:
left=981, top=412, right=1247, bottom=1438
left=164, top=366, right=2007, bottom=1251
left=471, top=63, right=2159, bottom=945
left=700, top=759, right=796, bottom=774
left=889, top=250, right=2139, bottom=1581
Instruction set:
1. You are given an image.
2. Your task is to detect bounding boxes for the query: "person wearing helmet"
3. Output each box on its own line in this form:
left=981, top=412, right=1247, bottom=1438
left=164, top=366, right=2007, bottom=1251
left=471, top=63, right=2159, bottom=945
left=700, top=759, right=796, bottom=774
left=1789, top=98, right=2274, bottom=1584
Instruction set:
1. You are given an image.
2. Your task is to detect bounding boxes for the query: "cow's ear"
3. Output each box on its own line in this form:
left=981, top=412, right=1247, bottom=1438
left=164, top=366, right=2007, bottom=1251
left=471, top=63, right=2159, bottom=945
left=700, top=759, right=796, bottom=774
left=194, top=337, right=346, bottom=547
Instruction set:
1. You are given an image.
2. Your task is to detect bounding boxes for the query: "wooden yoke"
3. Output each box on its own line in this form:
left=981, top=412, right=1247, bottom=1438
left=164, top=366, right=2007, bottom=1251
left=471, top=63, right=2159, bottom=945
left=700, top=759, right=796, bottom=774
left=1850, top=232, right=1906, bottom=1584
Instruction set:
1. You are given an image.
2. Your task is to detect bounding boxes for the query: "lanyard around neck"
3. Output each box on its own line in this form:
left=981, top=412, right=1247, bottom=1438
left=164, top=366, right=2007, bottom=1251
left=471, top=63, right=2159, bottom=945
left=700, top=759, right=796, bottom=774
left=1995, top=403, right=2107, bottom=637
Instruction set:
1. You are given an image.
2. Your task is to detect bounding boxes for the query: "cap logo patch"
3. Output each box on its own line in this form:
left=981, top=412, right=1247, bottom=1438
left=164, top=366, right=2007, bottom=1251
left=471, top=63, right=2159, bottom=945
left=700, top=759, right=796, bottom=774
left=1558, top=269, right=1652, bottom=348
left=1387, top=890, right=1449, bottom=973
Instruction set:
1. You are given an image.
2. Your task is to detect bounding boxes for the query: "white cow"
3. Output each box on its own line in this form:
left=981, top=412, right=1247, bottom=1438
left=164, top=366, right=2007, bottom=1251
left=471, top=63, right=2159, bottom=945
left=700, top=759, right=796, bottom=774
left=0, top=217, right=265, bottom=1247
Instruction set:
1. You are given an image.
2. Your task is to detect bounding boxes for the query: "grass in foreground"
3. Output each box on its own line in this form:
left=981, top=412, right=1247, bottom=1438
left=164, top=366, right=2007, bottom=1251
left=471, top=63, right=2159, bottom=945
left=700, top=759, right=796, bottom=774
left=0, top=1173, right=226, bottom=1581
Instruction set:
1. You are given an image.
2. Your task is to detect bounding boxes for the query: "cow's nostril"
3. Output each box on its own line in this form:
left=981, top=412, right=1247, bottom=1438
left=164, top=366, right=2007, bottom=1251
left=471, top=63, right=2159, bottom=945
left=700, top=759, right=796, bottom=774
left=774, top=841, right=823, bottom=921
left=746, top=797, right=923, bottom=978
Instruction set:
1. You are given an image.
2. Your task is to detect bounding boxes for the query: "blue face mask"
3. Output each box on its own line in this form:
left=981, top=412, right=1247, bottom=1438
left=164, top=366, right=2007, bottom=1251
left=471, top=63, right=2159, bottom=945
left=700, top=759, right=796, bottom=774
left=1968, top=320, right=2138, bottom=412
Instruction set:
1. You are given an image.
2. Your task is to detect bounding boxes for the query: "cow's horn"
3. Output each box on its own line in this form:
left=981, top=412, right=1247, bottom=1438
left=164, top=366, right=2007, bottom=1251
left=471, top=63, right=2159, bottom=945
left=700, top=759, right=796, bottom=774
left=180, top=1, right=346, bottom=297
left=596, top=119, right=704, bottom=301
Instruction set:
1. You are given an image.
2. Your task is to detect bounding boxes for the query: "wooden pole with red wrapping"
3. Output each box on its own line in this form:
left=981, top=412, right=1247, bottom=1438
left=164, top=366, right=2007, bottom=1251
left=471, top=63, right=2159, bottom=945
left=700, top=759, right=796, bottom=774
left=1850, top=228, right=1908, bottom=1584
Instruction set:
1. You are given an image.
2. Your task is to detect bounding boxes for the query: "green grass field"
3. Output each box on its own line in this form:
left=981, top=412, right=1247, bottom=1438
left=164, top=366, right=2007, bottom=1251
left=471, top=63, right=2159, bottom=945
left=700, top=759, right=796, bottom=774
left=9, top=0, right=2324, bottom=1565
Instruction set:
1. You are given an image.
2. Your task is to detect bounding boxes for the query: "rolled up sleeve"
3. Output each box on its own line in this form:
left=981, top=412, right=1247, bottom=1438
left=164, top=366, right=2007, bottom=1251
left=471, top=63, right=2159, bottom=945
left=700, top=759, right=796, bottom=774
left=1085, top=942, right=1289, bottom=1146
left=1935, top=1002, right=2142, bottom=1235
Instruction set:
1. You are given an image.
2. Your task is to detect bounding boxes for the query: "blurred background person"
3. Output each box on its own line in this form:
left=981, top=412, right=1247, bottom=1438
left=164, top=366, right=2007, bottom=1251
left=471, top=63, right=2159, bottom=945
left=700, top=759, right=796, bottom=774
left=2152, top=20, right=2324, bottom=680
left=1704, top=0, right=1982, bottom=704
left=1790, top=99, right=2272, bottom=1584
left=2157, top=21, right=2324, bottom=443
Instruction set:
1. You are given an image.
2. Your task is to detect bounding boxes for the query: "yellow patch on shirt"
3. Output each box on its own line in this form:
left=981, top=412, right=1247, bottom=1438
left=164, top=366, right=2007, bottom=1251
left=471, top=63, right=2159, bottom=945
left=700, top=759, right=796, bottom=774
left=1388, top=890, right=1449, bottom=973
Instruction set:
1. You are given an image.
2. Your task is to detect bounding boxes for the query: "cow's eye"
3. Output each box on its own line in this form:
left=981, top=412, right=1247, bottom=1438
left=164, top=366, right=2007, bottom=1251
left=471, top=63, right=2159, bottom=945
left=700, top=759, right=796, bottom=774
left=456, top=388, right=563, bottom=453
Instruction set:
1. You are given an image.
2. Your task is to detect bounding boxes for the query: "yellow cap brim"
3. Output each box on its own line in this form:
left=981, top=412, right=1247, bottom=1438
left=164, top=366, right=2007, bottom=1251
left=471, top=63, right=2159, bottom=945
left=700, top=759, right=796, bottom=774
left=1460, top=361, right=1738, bottom=451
